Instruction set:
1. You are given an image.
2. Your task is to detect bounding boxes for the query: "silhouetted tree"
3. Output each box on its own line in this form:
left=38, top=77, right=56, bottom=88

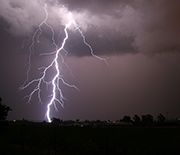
left=141, top=114, right=154, bottom=126
left=51, top=117, right=61, bottom=123
left=133, top=114, right=141, bottom=125
left=96, top=119, right=101, bottom=123
left=0, top=97, right=12, bottom=121
left=157, top=113, right=166, bottom=124
left=84, top=119, right=90, bottom=123
left=121, top=116, right=132, bottom=122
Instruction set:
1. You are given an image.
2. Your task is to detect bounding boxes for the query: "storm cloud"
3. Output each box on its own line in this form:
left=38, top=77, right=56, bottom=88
left=0, top=0, right=180, bottom=55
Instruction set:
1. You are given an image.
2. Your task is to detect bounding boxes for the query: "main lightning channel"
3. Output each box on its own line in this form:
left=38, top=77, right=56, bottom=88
left=46, top=20, right=73, bottom=122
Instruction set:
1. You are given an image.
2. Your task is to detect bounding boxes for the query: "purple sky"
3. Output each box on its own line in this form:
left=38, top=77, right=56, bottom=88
left=0, top=0, right=180, bottom=121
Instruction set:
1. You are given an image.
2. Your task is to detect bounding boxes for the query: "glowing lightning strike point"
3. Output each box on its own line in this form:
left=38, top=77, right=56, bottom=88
left=21, top=4, right=108, bottom=123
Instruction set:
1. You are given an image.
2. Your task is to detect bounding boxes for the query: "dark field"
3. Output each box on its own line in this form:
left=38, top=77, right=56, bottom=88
left=1, top=122, right=180, bottom=155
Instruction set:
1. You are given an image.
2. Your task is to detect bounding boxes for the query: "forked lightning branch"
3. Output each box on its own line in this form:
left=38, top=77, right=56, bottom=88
left=20, top=4, right=108, bottom=122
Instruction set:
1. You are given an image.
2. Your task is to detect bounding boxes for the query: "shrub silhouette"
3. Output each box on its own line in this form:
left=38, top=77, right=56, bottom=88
left=0, top=97, right=12, bottom=121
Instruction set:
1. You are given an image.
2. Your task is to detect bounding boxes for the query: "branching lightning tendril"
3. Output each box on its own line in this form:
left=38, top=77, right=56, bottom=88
left=20, top=4, right=108, bottom=122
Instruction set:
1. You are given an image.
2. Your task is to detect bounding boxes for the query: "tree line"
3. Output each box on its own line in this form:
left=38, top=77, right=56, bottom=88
left=50, top=113, right=167, bottom=127
left=120, top=114, right=166, bottom=126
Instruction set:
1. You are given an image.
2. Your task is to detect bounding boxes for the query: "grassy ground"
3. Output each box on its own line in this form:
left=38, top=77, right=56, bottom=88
left=1, top=122, right=180, bottom=155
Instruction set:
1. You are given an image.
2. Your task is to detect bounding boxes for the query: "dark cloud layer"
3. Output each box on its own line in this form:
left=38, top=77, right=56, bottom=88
left=0, top=0, right=180, bottom=55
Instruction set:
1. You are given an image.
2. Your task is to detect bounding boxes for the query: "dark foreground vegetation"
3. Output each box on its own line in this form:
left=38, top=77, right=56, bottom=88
left=1, top=122, right=180, bottom=155
left=1, top=98, right=180, bottom=154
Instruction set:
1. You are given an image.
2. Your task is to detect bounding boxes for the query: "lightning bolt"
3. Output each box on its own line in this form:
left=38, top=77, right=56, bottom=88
left=20, top=4, right=108, bottom=122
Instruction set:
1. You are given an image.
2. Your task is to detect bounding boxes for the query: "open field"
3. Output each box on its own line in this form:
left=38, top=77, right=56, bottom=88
left=1, top=122, right=180, bottom=155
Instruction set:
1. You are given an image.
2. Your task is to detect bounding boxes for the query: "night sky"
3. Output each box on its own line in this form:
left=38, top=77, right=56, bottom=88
left=1, top=0, right=180, bottom=121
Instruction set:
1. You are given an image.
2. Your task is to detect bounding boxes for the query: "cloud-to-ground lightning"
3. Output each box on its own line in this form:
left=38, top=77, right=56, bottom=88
left=20, top=4, right=108, bottom=122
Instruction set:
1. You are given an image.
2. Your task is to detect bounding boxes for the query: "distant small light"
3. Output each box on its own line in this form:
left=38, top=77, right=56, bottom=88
left=13, top=120, right=16, bottom=122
